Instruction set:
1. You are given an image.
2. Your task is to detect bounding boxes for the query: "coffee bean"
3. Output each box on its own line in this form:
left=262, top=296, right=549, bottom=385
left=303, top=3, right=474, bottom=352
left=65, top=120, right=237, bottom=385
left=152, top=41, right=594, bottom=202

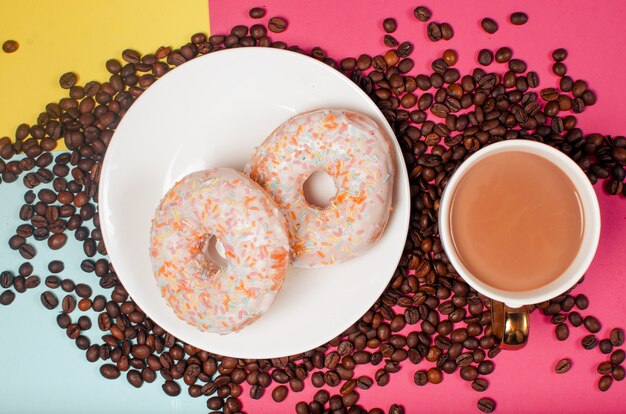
left=477, top=397, right=496, bottom=413
left=555, top=323, right=569, bottom=341
left=249, top=7, right=265, bottom=19
left=598, top=361, right=613, bottom=375
left=493, top=47, right=512, bottom=64
left=510, top=12, right=528, bottom=25
left=162, top=380, right=181, bottom=396
left=48, top=260, right=64, bottom=273
left=75, top=283, right=92, bottom=298
left=427, top=22, right=442, bottom=42
left=575, top=294, right=589, bottom=310
left=0, top=271, right=14, bottom=289
left=48, top=233, right=67, bottom=250
left=460, top=366, right=478, bottom=381
left=611, top=349, right=625, bottom=365
left=383, top=18, right=397, bottom=33
left=440, top=23, right=454, bottom=40
left=8, top=235, right=25, bottom=250
left=552, top=48, right=568, bottom=62
left=414, top=6, right=431, bottom=22
left=599, top=339, right=613, bottom=354
left=508, top=59, right=527, bottom=73
left=59, top=72, right=78, bottom=89
left=272, top=385, right=288, bottom=402
left=40, top=291, right=58, bottom=310
left=478, top=49, right=493, bottom=66
left=472, top=378, right=489, bottom=392
left=61, top=278, right=75, bottom=292
left=610, top=328, right=624, bottom=346
left=384, top=35, right=399, bottom=47
left=62, top=295, right=76, bottom=313
left=481, top=18, right=498, bottom=34
left=598, top=375, right=613, bottom=392
left=568, top=311, right=583, bottom=327
left=582, top=334, right=598, bottom=350
left=19, top=244, right=36, bottom=259
left=127, top=369, right=143, bottom=388
left=584, top=316, right=601, bottom=333
left=268, top=17, right=287, bottom=33
left=100, top=364, right=120, bottom=379
left=427, top=368, right=443, bottom=384
left=613, top=365, right=625, bottom=382
left=13, top=276, right=25, bottom=293
left=2, top=40, right=19, bottom=53
left=553, top=62, right=567, bottom=77
left=555, top=358, right=571, bottom=374
left=0, top=290, right=16, bottom=306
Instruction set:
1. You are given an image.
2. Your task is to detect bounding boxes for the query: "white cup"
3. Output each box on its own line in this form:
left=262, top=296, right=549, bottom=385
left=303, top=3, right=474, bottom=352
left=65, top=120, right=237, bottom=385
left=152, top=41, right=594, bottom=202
left=439, top=140, right=601, bottom=308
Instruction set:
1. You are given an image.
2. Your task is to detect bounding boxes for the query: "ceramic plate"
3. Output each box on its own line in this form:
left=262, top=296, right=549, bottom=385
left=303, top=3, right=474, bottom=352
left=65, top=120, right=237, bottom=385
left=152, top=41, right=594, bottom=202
left=99, top=47, right=410, bottom=358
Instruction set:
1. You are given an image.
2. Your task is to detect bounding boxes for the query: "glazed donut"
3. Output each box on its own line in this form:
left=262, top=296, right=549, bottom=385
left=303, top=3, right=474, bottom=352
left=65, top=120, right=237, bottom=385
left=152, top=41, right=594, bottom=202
left=149, top=168, right=290, bottom=334
left=247, top=108, right=395, bottom=268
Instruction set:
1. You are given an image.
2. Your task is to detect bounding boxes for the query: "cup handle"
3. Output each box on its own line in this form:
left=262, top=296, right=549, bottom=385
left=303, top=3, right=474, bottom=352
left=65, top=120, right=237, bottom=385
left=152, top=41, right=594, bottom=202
left=491, top=299, right=529, bottom=350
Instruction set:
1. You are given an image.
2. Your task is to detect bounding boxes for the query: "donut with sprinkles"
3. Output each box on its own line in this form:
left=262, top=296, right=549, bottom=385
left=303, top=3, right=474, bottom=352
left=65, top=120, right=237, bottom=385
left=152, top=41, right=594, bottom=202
left=149, top=168, right=290, bottom=334
left=247, top=109, right=395, bottom=268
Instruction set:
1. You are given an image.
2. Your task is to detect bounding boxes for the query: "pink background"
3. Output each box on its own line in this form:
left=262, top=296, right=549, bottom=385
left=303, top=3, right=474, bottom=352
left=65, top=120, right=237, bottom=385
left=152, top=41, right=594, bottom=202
left=210, top=1, right=626, bottom=412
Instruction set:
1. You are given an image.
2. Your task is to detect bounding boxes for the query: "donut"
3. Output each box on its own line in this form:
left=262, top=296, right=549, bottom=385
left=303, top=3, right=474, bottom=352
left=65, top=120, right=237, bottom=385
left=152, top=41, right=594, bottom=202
left=149, top=168, right=290, bottom=334
left=247, top=108, right=395, bottom=268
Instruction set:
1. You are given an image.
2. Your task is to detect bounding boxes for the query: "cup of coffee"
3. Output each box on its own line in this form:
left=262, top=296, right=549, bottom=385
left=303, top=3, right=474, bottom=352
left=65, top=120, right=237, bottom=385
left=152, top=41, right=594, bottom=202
left=439, top=140, right=601, bottom=349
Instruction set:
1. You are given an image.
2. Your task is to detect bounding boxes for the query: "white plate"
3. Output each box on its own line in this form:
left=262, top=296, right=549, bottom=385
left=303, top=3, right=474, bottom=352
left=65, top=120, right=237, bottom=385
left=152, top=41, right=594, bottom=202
left=99, top=47, right=410, bottom=358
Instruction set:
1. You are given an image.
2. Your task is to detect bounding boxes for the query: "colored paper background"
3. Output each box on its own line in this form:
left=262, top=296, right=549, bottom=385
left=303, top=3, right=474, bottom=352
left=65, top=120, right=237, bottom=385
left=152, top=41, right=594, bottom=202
left=0, top=0, right=625, bottom=413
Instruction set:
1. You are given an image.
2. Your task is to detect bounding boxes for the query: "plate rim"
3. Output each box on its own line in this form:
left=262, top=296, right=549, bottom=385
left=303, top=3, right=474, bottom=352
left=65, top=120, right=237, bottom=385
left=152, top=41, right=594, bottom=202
left=99, top=46, right=411, bottom=358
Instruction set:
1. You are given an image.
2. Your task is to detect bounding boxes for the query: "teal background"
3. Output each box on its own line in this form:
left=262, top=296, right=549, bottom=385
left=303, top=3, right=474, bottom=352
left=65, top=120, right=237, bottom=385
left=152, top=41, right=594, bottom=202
left=0, top=155, right=206, bottom=413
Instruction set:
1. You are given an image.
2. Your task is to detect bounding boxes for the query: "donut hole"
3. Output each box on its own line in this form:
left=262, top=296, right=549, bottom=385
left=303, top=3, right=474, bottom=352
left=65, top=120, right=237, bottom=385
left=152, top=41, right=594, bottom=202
left=204, top=234, right=229, bottom=270
left=303, top=170, right=337, bottom=209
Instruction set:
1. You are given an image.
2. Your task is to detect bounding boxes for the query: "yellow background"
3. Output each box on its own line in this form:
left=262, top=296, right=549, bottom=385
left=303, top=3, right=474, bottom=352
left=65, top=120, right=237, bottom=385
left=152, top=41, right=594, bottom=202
left=0, top=0, right=210, bottom=141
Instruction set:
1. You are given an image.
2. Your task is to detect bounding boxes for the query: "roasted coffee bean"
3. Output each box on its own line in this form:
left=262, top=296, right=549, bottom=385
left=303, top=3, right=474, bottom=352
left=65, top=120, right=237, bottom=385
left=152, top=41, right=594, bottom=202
left=555, top=358, right=571, bottom=374
left=575, top=294, right=589, bottom=310
left=611, top=349, right=625, bottom=365
left=583, top=316, right=601, bottom=333
left=0, top=290, right=16, bottom=306
left=555, top=324, right=569, bottom=341
left=383, top=18, right=397, bottom=33
left=162, top=380, right=181, bottom=396
left=249, top=7, right=266, bottom=19
left=568, top=311, right=583, bottom=327
left=48, top=233, right=67, bottom=250
left=582, top=334, right=598, bottom=350
left=414, top=6, right=431, bottom=22
left=510, top=12, right=528, bottom=25
left=477, top=397, right=496, bottom=413
left=478, top=49, right=493, bottom=66
left=19, top=244, right=36, bottom=259
left=610, top=328, right=624, bottom=346
left=62, top=295, right=76, bottom=313
left=100, top=364, right=120, bottom=379
left=427, top=22, right=442, bottom=42
left=268, top=17, right=287, bottom=33
left=40, top=291, right=58, bottom=310
left=13, top=276, right=25, bottom=293
left=481, top=18, right=498, bottom=34
left=613, top=366, right=625, bottom=382
left=59, top=72, right=78, bottom=89
left=599, top=339, right=613, bottom=354
left=272, top=385, right=288, bottom=402
left=440, top=23, right=454, bottom=40
left=2, top=40, right=19, bottom=53
left=552, top=48, right=568, bottom=62
left=48, top=260, right=64, bottom=273
left=0, top=271, right=14, bottom=288
left=426, top=368, right=442, bottom=384
left=598, top=375, right=613, bottom=392
left=472, top=378, right=489, bottom=392
left=75, top=283, right=92, bottom=298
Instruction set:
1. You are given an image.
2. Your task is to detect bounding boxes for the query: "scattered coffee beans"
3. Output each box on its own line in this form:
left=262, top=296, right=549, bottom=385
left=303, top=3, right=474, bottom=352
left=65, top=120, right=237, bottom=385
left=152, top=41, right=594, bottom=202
left=481, top=18, right=498, bottom=34
left=2, top=40, right=19, bottom=53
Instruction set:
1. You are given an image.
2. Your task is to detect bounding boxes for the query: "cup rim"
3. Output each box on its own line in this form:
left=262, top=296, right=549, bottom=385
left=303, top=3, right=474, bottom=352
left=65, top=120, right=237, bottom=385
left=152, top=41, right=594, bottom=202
left=438, top=140, right=601, bottom=308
